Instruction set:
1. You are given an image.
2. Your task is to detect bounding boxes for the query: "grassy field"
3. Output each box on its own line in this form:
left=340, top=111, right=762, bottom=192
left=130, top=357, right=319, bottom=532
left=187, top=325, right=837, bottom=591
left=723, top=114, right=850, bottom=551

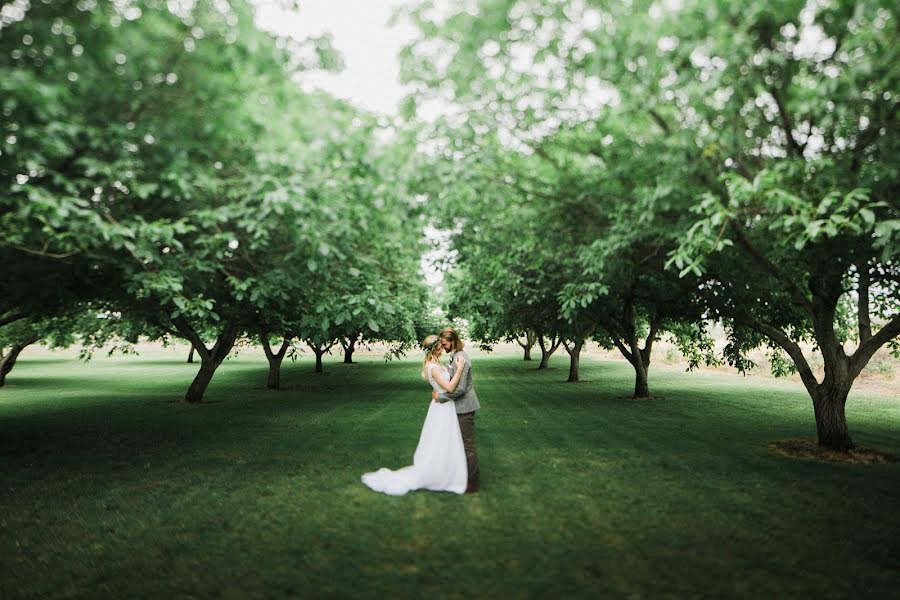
left=1, top=348, right=898, bottom=599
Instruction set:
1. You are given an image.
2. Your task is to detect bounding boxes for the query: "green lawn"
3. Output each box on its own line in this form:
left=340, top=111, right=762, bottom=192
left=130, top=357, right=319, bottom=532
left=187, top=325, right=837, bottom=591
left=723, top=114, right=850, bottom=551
left=1, top=350, right=898, bottom=599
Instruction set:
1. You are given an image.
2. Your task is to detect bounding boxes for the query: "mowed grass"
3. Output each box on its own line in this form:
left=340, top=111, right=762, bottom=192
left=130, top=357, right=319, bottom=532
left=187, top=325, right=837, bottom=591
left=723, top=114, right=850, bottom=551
left=1, top=348, right=899, bottom=599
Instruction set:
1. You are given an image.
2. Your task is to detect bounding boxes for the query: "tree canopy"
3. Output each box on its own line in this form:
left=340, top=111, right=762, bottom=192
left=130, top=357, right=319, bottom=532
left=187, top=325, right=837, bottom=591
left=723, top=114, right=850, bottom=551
left=1, top=0, right=428, bottom=400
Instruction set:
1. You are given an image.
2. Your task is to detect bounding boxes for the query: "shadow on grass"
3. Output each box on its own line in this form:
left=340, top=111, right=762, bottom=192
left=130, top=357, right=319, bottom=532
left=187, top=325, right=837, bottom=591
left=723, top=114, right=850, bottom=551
left=1, top=376, right=137, bottom=390
left=0, top=360, right=427, bottom=476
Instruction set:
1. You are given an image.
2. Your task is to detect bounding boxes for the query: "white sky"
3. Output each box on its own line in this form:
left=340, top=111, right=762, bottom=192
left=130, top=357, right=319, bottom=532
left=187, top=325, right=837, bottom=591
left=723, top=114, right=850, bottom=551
left=254, top=0, right=419, bottom=115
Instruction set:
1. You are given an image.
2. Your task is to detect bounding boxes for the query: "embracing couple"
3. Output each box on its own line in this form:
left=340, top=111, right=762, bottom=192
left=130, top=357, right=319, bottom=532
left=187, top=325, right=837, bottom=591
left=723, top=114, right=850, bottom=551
left=362, top=327, right=481, bottom=496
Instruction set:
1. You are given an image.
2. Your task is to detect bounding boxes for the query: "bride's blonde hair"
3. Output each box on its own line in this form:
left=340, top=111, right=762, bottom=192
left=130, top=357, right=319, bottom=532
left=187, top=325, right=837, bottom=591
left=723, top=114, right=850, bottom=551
left=420, top=334, right=442, bottom=380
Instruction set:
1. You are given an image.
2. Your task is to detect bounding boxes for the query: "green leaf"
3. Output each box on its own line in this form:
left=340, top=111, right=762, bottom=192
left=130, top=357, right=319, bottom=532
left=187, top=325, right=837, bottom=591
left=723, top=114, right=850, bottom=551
left=859, top=208, right=875, bottom=226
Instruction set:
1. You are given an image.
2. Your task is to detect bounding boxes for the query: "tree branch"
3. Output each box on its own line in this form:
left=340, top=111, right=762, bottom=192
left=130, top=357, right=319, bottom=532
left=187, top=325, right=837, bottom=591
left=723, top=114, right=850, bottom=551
left=172, top=316, right=210, bottom=362
left=734, top=312, right=819, bottom=395
left=262, top=330, right=293, bottom=360
left=530, top=142, right=565, bottom=173
left=643, top=314, right=665, bottom=363
left=210, top=321, right=239, bottom=366
left=0, top=240, right=80, bottom=259
left=850, top=313, right=900, bottom=380
left=850, top=101, right=898, bottom=172
left=611, top=337, right=635, bottom=364
left=0, top=311, right=29, bottom=328
left=260, top=330, right=275, bottom=361
left=767, top=84, right=805, bottom=157
left=648, top=108, right=671, bottom=135
left=499, top=173, right=566, bottom=202
left=857, top=262, right=872, bottom=344
left=277, top=337, right=292, bottom=360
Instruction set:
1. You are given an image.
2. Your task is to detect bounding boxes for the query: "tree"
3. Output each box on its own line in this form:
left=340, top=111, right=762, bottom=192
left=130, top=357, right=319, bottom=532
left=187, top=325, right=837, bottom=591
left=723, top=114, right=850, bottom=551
left=515, top=330, right=537, bottom=361
left=0, top=306, right=131, bottom=387
left=399, top=3, right=714, bottom=389
left=257, top=330, right=296, bottom=390
left=413, top=134, right=574, bottom=372
left=0, top=243, right=115, bottom=387
left=553, top=125, right=715, bottom=396
left=670, top=165, right=898, bottom=450
left=402, top=0, right=899, bottom=444
left=644, top=0, right=900, bottom=449
left=1, top=0, right=342, bottom=402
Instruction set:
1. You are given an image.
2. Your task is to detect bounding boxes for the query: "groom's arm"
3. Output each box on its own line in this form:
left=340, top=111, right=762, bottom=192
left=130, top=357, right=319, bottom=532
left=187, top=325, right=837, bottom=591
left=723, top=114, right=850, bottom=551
left=437, top=358, right=470, bottom=402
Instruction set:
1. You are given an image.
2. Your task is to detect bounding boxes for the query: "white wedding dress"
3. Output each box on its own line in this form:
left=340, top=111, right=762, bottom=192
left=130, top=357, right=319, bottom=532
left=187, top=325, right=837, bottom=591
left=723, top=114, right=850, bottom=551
left=361, top=362, right=467, bottom=495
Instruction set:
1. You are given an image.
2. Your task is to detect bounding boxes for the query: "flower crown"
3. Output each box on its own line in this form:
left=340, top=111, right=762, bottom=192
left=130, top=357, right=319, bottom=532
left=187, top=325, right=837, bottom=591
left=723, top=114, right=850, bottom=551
left=425, top=337, right=442, bottom=353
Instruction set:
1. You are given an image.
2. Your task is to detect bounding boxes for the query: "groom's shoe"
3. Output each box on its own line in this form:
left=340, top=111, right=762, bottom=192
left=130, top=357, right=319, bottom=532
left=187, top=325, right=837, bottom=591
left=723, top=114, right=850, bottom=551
left=465, top=481, right=479, bottom=495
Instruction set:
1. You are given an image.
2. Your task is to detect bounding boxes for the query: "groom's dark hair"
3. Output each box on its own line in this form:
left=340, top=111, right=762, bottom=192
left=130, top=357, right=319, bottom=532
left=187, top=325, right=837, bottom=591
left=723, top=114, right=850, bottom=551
left=440, top=327, right=465, bottom=352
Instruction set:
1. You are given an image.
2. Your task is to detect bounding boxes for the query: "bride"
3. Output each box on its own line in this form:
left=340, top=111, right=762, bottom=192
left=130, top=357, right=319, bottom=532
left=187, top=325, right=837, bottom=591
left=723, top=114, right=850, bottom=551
left=361, top=334, right=468, bottom=495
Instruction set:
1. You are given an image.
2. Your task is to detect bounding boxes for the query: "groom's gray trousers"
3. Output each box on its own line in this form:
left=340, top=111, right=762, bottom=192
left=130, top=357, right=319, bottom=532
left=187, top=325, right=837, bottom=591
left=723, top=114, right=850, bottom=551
left=457, top=411, right=479, bottom=485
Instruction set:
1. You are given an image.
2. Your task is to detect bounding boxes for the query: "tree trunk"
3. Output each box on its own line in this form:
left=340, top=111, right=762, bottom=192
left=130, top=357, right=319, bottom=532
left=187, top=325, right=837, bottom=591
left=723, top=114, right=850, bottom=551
left=517, top=330, right=536, bottom=361
left=0, top=345, right=25, bottom=387
left=0, top=349, right=16, bottom=388
left=564, top=339, right=583, bottom=382
left=176, top=319, right=239, bottom=403
left=187, top=346, right=195, bottom=364
left=0, top=337, right=38, bottom=388
left=537, top=334, right=561, bottom=370
left=314, top=351, right=324, bottom=373
left=184, top=360, right=217, bottom=403
left=261, top=333, right=292, bottom=390
left=343, top=338, right=356, bottom=363
left=812, top=381, right=854, bottom=450
left=611, top=335, right=654, bottom=399
left=633, top=363, right=650, bottom=398
left=808, top=270, right=855, bottom=450
left=267, top=355, right=284, bottom=389
left=736, top=310, right=861, bottom=453
left=538, top=344, right=556, bottom=369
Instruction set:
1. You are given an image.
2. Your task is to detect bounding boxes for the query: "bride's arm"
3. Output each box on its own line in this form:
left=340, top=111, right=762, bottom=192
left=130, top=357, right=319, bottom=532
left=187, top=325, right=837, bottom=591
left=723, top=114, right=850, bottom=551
left=431, top=357, right=466, bottom=392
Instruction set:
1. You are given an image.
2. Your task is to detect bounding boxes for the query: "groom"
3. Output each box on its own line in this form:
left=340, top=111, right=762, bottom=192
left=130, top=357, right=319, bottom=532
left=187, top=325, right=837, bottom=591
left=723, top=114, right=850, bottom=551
left=432, top=327, right=481, bottom=494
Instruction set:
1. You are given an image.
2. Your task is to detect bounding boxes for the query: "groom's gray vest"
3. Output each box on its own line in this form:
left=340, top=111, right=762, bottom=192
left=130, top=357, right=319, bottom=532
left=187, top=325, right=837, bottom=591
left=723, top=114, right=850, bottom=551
left=437, top=350, right=481, bottom=414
